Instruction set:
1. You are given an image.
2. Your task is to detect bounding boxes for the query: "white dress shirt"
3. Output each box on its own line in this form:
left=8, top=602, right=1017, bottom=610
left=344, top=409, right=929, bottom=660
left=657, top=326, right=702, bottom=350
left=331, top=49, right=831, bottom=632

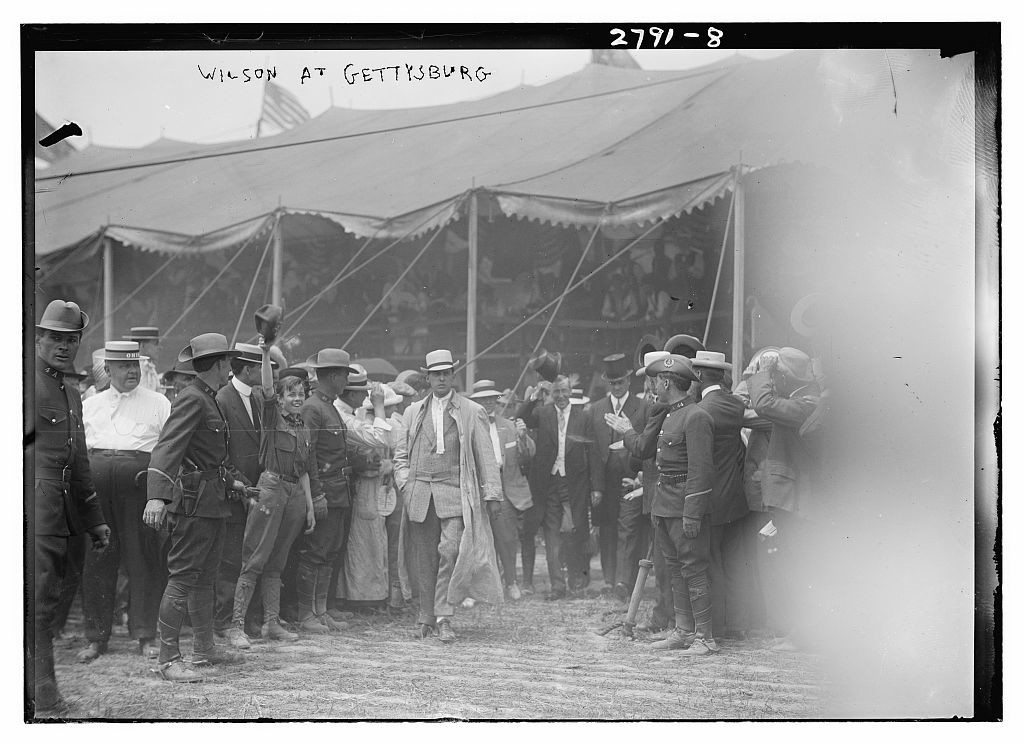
left=83, top=384, right=171, bottom=452
left=430, top=391, right=454, bottom=454
left=231, top=376, right=255, bottom=423
left=608, top=392, right=628, bottom=416
left=334, top=397, right=391, bottom=448
left=551, top=404, right=570, bottom=477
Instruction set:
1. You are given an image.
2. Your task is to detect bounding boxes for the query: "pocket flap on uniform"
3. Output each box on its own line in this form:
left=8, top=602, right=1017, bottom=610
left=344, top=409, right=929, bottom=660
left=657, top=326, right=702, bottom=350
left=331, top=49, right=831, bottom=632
left=275, top=433, right=297, bottom=452
left=39, top=406, right=68, bottom=426
left=206, top=417, right=226, bottom=433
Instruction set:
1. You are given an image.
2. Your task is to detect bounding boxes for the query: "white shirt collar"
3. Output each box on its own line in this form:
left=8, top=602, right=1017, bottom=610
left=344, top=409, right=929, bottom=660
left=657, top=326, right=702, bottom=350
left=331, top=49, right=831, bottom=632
left=110, top=384, right=138, bottom=399
left=700, top=384, right=722, bottom=400
left=231, top=377, right=253, bottom=397
left=432, top=391, right=454, bottom=407
left=608, top=392, right=628, bottom=410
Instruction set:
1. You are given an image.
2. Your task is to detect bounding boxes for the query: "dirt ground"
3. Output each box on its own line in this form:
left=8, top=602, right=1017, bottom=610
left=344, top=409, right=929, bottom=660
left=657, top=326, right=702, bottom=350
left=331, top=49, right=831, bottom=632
left=38, top=556, right=830, bottom=721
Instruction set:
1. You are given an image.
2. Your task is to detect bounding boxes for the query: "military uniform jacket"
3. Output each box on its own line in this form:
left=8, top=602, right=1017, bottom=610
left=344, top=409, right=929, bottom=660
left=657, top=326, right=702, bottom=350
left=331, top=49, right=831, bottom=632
left=301, top=390, right=349, bottom=508
left=623, top=400, right=714, bottom=520
left=696, top=388, right=750, bottom=526
left=216, top=381, right=264, bottom=523
left=147, top=377, right=231, bottom=519
left=32, top=360, right=105, bottom=536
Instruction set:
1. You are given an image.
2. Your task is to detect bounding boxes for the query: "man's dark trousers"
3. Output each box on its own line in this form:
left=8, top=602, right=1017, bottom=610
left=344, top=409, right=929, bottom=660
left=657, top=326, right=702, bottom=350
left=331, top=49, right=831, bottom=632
left=655, top=515, right=712, bottom=634
left=82, top=450, right=166, bottom=644
left=157, top=514, right=225, bottom=664
left=542, top=475, right=588, bottom=593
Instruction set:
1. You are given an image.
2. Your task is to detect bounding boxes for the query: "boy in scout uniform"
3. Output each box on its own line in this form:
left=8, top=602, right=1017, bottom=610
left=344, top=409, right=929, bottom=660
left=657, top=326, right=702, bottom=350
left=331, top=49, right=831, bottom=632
left=607, top=354, right=718, bottom=655
left=143, top=333, right=245, bottom=682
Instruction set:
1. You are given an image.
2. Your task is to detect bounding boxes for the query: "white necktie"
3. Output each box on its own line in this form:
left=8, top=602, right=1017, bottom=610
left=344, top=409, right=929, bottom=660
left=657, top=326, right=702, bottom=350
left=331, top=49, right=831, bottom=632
left=433, top=396, right=446, bottom=455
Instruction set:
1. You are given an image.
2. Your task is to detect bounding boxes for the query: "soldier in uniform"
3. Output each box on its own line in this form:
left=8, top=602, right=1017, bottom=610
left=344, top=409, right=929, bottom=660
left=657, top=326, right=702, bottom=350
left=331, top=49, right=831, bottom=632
left=297, top=349, right=358, bottom=633
left=143, top=333, right=245, bottom=682
left=607, top=354, right=718, bottom=655
left=30, top=300, right=111, bottom=716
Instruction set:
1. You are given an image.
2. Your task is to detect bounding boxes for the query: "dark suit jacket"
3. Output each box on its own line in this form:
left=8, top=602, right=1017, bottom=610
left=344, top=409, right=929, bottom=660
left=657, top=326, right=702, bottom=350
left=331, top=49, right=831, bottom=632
left=216, top=381, right=264, bottom=523
left=583, top=395, right=648, bottom=522
left=696, top=388, right=749, bottom=526
left=516, top=399, right=590, bottom=504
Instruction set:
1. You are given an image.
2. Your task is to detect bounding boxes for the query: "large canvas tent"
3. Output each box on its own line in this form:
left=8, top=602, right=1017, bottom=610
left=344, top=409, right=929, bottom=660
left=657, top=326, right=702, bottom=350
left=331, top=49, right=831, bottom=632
left=34, top=48, right=973, bottom=383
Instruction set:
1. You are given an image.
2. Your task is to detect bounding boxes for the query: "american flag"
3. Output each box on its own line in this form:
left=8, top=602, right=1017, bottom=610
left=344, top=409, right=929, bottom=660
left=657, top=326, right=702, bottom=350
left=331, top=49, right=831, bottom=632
left=257, top=80, right=311, bottom=136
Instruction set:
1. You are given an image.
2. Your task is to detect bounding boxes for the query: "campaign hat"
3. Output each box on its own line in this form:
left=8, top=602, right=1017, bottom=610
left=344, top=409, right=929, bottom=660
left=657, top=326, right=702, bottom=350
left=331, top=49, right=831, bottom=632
left=307, top=348, right=356, bottom=372
left=646, top=353, right=699, bottom=383
left=177, top=333, right=242, bottom=363
left=36, top=299, right=89, bottom=333
left=637, top=350, right=670, bottom=377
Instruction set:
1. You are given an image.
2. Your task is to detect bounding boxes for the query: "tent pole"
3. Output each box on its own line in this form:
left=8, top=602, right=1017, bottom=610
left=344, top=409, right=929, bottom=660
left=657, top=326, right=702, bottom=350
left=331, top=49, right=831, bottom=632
left=730, top=167, right=746, bottom=377
left=466, top=190, right=479, bottom=390
left=272, top=210, right=283, bottom=307
left=103, top=233, right=114, bottom=343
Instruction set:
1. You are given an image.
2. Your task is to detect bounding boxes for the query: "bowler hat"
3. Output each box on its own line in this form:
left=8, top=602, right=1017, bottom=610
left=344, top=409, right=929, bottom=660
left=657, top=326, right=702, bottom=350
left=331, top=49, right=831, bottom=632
left=103, top=341, right=148, bottom=362
left=646, top=353, right=699, bottom=383
left=600, top=353, right=631, bottom=382
left=422, top=349, right=458, bottom=373
left=691, top=350, right=732, bottom=371
left=307, top=348, right=356, bottom=372
left=254, top=304, right=284, bottom=344
left=529, top=348, right=562, bottom=383
left=177, top=333, right=242, bottom=363
left=37, top=299, right=89, bottom=332
left=663, top=334, right=705, bottom=359
left=637, top=350, right=669, bottom=377
left=123, top=326, right=160, bottom=341
left=469, top=379, right=502, bottom=400
left=776, top=347, right=815, bottom=384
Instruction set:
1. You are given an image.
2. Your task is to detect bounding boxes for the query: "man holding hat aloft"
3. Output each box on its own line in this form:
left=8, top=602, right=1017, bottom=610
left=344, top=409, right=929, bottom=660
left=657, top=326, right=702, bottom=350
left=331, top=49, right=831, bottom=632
left=607, top=354, right=718, bottom=655
left=296, top=348, right=358, bottom=633
left=31, top=300, right=111, bottom=715
left=143, top=333, right=246, bottom=682
left=77, top=341, right=171, bottom=664
left=582, top=353, right=648, bottom=597
left=469, top=380, right=536, bottom=600
left=748, top=347, right=823, bottom=651
left=692, top=350, right=754, bottom=640
left=394, top=350, right=504, bottom=642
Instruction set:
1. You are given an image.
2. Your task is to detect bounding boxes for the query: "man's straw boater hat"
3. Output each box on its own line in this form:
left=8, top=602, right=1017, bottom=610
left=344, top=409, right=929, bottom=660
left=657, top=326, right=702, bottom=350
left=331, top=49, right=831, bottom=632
left=469, top=379, right=502, bottom=400
left=422, top=349, right=458, bottom=373
left=177, top=333, right=242, bottom=363
left=234, top=342, right=279, bottom=368
left=344, top=364, right=370, bottom=391
left=37, top=300, right=89, bottom=332
left=102, top=341, right=148, bottom=362
left=123, top=326, right=160, bottom=342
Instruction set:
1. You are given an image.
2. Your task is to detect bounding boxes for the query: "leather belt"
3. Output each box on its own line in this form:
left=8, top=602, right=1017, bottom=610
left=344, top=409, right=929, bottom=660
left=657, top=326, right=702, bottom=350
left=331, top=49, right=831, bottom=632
left=90, top=449, right=150, bottom=458
left=265, top=470, right=299, bottom=484
left=658, top=471, right=688, bottom=484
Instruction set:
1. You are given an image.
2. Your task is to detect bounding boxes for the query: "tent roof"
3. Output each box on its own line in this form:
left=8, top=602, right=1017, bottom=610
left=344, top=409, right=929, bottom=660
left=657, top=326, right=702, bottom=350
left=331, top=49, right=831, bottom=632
left=34, top=49, right=970, bottom=256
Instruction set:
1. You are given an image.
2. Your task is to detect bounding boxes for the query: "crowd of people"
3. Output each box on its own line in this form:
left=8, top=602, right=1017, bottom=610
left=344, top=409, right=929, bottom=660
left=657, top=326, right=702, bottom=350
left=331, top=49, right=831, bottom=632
left=29, top=297, right=826, bottom=717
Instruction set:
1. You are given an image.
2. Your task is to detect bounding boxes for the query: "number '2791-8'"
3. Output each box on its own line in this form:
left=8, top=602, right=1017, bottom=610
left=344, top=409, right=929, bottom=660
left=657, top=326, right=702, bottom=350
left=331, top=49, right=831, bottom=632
left=609, top=26, right=723, bottom=49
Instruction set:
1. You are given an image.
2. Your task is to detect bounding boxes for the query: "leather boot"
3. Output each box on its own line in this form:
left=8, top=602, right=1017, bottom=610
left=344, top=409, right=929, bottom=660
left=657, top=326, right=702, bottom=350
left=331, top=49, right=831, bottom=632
left=297, top=562, right=328, bottom=634
left=188, top=586, right=217, bottom=663
left=261, top=577, right=299, bottom=641
left=679, top=574, right=719, bottom=655
left=316, top=566, right=347, bottom=631
left=33, top=642, right=66, bottom=716
left=156, top=584, right=189, bottom=665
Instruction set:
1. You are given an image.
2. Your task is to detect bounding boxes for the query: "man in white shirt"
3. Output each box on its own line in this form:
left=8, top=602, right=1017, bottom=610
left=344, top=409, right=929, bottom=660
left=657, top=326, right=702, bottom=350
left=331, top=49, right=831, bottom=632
left=78, top=341, right=171, bottom=663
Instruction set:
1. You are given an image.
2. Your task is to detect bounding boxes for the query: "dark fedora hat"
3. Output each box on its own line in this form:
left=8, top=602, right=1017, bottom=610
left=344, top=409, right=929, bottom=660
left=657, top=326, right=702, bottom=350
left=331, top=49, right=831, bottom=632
left=177, top=333, right=243, bottom=363
left=254, top=304, right=284, bottom=345
left=600, top=353, right=631, bottom=382
left=664, top=334, right=705, bottom=359
left=37, top=299, right=89, bottom=333
left=529, top=348, right=562, bottom=383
